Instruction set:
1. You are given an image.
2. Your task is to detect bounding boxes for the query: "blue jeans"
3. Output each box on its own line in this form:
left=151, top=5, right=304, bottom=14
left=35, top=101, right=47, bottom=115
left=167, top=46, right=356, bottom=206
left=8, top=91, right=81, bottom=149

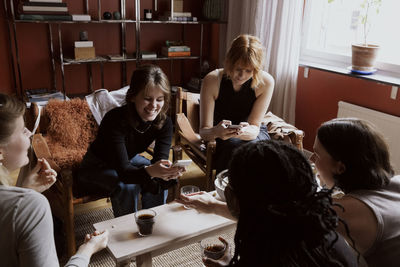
left=110, top=155, right=168, bottom=217
left=77, top=153, right=167, bottom=217
left=214, top=125, right=270, bottom=174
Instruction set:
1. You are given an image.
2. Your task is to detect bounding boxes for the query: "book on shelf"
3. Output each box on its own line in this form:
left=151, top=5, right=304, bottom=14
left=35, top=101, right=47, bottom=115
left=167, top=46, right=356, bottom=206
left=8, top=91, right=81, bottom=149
left=64, top=57, right=105, bottom=63
left=158, top=15, right=197, bottom=22
left=71, top=14, right=91, bottom=21
left=164, top=11, right=192, bottom=17
left=106, top=55, right=124, bottom=60
left=19, top=14, right=72, bottom=21
left=28, top=0, right=63, bottom=2
left=140, top=51, right=157, bottom=59
left=20, top=2, right=68, bottom=13
left=161, top=50, right=191, bottom=57
left=162, top=46, right=190, bottom=52
left=74, top=41, right=93, bottom=48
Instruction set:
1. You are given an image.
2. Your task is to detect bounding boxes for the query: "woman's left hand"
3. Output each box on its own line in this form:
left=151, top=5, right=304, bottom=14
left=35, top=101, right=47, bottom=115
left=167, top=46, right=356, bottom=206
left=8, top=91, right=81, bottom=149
left=145, top=159, right=186, bottom=181
left=22, top=158, right=57, bottom=193
left=235, top=122, right=260, bottom=140
left=237, top=122, right=249, bottom=135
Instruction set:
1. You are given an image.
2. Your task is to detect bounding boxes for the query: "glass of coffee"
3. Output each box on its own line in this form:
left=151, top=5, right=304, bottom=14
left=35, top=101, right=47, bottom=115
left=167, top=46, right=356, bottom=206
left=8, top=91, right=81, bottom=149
left=200, top=236, right=227, bottom=260
left=180, top=185, right=200, bottom=209
left=134, top=209, right=156, bottom=236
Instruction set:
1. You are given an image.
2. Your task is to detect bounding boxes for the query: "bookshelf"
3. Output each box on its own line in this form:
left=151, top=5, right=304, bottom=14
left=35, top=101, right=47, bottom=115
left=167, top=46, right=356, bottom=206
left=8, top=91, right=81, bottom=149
left=4, top=0, right=228, bottom=99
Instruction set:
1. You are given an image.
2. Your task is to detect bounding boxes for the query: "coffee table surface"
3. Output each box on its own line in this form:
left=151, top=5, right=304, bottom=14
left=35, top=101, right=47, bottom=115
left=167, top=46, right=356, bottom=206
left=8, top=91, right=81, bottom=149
left=93, top=201, right=236, bottom=264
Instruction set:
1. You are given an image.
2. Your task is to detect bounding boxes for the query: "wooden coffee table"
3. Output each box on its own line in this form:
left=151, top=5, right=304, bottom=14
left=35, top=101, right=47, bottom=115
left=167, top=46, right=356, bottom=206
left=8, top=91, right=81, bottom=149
left=93, top=200, right=236, bottom=267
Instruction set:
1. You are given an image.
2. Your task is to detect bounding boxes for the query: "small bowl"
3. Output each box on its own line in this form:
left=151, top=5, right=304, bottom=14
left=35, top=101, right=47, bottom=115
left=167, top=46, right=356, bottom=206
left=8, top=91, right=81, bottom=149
left=215, top=170, right=229, bottom=201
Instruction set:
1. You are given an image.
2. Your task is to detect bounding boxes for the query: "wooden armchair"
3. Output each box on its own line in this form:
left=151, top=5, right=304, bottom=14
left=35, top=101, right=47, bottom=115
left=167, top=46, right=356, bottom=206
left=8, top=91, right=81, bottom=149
left=173, top=87, right=305, bottom=191
left=28, top=99, right=104, bottom=257
left=173, top=87, right=217, bottom=191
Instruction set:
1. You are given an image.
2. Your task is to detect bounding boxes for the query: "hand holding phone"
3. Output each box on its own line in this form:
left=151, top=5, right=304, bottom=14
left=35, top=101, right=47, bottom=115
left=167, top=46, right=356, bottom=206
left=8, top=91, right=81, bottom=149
left=172, top=159, right=192, bottom=168
left=227, top=125, right=241, bottom=129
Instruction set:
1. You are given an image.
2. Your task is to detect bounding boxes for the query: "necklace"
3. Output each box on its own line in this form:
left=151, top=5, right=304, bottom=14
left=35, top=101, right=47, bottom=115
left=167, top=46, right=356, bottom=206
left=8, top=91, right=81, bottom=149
left=133, top=122, right=152, bottom=134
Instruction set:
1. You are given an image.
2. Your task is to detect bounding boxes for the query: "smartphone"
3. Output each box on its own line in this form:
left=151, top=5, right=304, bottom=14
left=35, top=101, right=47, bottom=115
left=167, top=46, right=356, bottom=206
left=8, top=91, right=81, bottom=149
left=227, top=125, right=241, bottom=129
left=172, top=159, right=192, bottom=168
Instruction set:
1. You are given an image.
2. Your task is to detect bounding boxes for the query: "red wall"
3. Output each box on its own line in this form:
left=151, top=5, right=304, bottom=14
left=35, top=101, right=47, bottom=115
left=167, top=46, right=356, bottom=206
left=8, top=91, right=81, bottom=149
left=0, top=0, right=219, bottom=97
left=296, top=66, right=400, bottom=150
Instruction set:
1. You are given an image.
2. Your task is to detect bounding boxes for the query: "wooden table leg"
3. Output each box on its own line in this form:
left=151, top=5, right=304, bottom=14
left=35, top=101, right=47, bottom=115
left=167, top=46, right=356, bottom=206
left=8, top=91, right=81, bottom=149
left=136, top=253, right=152, bottom=267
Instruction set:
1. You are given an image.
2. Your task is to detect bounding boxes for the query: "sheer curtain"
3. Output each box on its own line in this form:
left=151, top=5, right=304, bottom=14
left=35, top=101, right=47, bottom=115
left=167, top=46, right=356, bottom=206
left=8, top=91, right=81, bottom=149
left=225, top=0, right=303, bottom=124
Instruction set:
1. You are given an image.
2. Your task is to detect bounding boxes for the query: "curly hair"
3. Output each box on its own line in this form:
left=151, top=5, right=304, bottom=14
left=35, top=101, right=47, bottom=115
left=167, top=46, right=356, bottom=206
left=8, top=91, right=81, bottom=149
left=227, top=140, right=351, bottom=266
left=224, top=34, right=265, bottom=89
left=317, top=118, right=394, bottom=193
left=126, top=64, right=171, bottom=129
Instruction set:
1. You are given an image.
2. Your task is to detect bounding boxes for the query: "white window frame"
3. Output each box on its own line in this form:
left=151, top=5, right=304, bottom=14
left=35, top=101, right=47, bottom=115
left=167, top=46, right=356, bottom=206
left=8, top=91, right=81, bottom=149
left=300, top=0, right=400, bottom=77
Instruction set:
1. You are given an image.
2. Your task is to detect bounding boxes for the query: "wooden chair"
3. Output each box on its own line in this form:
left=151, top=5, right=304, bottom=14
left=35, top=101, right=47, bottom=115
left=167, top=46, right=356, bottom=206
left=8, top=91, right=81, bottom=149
left=173, top=87, right=305, bottom=191
left=173, top=87, right=217, bottom=191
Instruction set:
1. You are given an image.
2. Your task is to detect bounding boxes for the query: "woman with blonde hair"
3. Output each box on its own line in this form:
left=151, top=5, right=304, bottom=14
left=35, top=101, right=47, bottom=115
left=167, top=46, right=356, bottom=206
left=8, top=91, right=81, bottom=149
left=200, top=34, right=274, bottom=173
left=0, top=93, right=108, bottom=267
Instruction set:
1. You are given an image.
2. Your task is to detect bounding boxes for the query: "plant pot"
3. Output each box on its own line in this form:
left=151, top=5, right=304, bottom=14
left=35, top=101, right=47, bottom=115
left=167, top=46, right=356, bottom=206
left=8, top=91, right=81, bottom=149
left=351, top=44, right=380, bottom=72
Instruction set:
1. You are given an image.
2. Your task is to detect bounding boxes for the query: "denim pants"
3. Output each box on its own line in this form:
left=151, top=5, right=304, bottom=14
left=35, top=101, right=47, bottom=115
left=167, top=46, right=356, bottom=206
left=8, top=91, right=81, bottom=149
left=77, top=153, right=167, bottom=217
left=214, top=125, right=270, bottom=174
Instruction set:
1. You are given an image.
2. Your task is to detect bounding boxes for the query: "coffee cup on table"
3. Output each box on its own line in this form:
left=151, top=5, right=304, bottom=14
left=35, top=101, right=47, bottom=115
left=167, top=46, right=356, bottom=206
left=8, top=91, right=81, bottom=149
left=134, top=209, right=156, bottom=236
left=200, top=236, right=227, bottom=260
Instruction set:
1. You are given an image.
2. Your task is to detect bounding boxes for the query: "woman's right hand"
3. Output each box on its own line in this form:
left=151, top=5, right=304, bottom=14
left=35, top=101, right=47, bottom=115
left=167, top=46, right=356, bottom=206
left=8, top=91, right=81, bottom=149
left=76, top=230, right=109, bottom=258
left=176, top=191, right=218, bottom=213
left=215, top=120, right=240, bottom=140
left=145, top=159, right=184, bottom=181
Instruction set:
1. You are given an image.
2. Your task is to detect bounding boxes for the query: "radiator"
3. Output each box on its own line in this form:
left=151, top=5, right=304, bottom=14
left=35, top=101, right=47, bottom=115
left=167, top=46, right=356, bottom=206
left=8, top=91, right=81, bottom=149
left=337, top=101, right=400, bottom=174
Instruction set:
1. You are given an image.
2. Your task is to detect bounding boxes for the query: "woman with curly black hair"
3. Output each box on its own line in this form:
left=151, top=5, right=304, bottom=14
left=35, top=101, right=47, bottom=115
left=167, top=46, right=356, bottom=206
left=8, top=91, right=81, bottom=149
left=178, top=140, right=358, bottom=266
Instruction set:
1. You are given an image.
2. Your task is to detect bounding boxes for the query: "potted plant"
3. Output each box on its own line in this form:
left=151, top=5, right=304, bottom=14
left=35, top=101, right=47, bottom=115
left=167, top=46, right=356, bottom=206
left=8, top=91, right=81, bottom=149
left=329, top=0, right=382, bottom=73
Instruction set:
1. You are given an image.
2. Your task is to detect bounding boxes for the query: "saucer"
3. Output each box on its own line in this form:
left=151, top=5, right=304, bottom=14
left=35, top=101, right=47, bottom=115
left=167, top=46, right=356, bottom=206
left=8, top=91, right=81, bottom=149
left=347, top=66, right=377, bottom=75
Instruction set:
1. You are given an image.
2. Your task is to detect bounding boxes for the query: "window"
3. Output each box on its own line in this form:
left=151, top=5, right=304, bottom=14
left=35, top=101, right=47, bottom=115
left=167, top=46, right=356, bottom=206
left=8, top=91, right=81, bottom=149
left=301, top=0, right=400, bottom=74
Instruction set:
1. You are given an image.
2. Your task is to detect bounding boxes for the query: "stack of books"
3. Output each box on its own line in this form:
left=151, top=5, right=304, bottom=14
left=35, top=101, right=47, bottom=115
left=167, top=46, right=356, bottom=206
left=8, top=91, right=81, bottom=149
left=161, top=45, right=191, bottom=57
left=19, top=0, right=72, bottom=21
left=159, top=11, right=197, bottom=22
left=74, top=41, right=96, bottom=60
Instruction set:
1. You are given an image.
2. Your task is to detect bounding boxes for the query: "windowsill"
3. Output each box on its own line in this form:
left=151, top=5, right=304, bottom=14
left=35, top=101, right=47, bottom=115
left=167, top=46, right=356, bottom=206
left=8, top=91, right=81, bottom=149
left=299, top=60, right=400, bottom=87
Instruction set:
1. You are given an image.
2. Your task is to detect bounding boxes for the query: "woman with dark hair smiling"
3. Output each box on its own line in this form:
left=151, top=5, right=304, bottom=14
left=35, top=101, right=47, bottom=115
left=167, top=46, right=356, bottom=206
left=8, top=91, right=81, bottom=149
left=78, top=65, right=185, bottom=217
left=311, top=118, right=400, bottom=267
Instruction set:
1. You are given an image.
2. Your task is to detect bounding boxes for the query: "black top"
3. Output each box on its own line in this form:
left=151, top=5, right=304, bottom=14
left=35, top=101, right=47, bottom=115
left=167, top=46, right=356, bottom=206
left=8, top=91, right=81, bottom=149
left=89, top=104, right=173, bottom=186
left=213, top=75, right=257, bottom=125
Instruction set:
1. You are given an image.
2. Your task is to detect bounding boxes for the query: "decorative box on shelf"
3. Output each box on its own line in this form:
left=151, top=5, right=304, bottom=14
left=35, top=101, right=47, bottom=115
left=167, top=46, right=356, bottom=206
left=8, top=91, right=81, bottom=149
left=74, top=47, right=95, bottom=60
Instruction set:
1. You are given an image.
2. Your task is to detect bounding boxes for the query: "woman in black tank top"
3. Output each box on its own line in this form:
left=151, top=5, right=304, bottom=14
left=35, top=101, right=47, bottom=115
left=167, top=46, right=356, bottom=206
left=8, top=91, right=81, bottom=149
left=199, top=34, right=275, bottom=173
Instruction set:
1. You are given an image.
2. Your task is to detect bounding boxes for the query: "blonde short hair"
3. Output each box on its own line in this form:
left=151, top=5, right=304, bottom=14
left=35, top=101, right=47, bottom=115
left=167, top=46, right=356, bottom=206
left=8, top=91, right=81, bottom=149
left=224, top=34, right=265, bottom=89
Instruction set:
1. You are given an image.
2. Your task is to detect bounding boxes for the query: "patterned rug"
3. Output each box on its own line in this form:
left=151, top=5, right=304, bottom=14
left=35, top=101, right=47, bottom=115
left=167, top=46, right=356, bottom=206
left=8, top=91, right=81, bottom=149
left=70, top=207, right=235, bottom=267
